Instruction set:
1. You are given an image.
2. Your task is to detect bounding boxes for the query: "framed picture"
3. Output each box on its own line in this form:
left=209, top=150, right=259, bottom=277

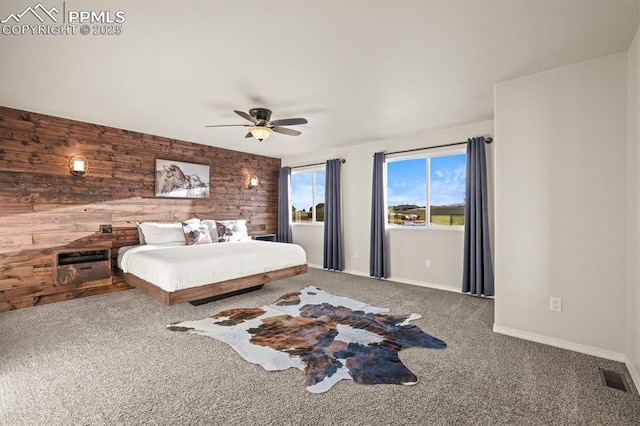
left=155, top=159, right=210, bottom=198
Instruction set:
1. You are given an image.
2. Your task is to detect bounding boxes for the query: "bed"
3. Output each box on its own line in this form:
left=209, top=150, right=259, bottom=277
left=117, top=219, right=307, bottom=305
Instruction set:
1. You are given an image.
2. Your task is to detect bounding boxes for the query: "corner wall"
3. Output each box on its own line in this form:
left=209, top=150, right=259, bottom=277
left=626, top=21, right=640, bottom=385
left=494, top=53, right=628, bottom=358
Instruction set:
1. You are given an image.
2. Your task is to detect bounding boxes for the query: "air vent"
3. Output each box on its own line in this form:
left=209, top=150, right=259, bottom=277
left=599, top=369, right=628, bottom=392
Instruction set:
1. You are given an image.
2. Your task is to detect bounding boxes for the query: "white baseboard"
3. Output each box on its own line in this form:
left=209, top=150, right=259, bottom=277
left=493, top=324, right=627, bottom=363
left=624, top=355, right=640, bottom=391
left=332, top=268, right=462, bottom=294
left=387, top=275, right=463, bottom=294
left=342, top=268, right=369, bottom=278
left=308, top=267, right=640, bottom=391
left=495, top=325, right=640, bottom=391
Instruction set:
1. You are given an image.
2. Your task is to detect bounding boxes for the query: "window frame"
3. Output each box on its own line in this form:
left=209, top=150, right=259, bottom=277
left=386, top=146, right=467, bottom=231
left=291, top=166, right=326, bottom=225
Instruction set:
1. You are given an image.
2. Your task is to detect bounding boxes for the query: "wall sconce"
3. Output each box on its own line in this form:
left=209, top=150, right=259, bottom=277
left=69, top=154, right=88, bottom=176
left=249, top=175, right=259, bottom=188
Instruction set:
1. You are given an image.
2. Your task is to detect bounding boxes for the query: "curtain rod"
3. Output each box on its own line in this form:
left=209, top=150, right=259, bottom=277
left=385, top=137, right=493, bottom=156
left=290, top=158, right=346, bottom=169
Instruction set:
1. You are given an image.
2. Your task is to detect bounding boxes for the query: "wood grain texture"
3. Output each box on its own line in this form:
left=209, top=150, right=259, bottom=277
left=0, top=106, right=280, bottom=311
left=122, top=264, right=308, bottom=306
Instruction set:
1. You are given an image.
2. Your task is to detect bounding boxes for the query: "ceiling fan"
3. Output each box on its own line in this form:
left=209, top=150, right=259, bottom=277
left=206, top=108, right=308, bottom=141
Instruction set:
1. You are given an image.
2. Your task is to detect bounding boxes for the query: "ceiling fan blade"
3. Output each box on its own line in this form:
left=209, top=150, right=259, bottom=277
left=205, top=124, right=250, bottom=128
left=273, top=126, right=302, bottom=136
left=245, top=132, right=253, bottom=138
left=234, top=110, right=258, bottom=123
left=270, top=118, right=308, bottom=127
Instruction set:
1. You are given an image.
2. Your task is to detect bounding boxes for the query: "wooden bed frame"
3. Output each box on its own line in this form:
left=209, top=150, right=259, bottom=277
left=122, top=264, right=308, bottom=306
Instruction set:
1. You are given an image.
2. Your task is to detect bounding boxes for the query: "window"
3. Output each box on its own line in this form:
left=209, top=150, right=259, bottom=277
left=387, top=150, right=466, bottom=227
left=291, top=169, right=325, bottom=223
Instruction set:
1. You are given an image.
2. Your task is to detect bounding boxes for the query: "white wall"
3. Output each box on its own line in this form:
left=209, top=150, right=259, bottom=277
left=494, top=53, right=628, bottom=358
left=626, top=21, right=640, bottom=385
left=284, top=21, right=639, bottom=385
left=283, top=120, right=494, bottom=292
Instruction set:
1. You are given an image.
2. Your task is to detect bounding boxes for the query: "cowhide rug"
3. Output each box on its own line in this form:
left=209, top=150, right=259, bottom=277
left=167, top=286, right=446, bottom=393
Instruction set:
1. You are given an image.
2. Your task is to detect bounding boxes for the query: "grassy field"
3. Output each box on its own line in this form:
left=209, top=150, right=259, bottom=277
left=389, top=205, right=464, bottom=226
left=430, top=214, right=464, bottom=226
left=292, top=210, right=324, bottom=223
left=294, top=206, right=462, bottom=225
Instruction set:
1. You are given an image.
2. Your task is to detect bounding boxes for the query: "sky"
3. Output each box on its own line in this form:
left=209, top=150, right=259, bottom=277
left=292, top=171, right=325, bottom=211
left=387, top=153, right=466, bottom=207
left=291, top=153, right=465, bottom=211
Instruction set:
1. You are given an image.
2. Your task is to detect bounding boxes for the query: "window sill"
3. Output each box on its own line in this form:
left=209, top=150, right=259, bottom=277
left=387, top=224, right=464, bottom=232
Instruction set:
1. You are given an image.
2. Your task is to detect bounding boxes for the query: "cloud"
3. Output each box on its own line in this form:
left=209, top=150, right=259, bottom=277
left=387, top=154, right=466, bottom=208
left=430, top=164, right=466, bottom=205
left=292, top=184, right=313, bottom=210
left=291, top=170, right=325, bottom=211
left=387, top=182, right=427, bottom=206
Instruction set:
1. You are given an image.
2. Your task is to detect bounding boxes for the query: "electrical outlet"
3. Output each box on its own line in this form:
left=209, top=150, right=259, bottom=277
left=425, top=259, right=431, bottom=268
left=550, top=297, right=562, bottom=312
left=100, top=224, right=112, bottom=233
left=355, top=251, right=359, bottom=259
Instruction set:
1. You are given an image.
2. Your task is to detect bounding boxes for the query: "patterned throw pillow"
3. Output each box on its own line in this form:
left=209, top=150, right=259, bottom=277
left=215, top=219, right=249, bottom=243
left=181, top=218, right=212, bottom=245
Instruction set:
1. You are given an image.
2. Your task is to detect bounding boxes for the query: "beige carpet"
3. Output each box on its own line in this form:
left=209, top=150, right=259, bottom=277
left=1, top=268, right=639, bottom=425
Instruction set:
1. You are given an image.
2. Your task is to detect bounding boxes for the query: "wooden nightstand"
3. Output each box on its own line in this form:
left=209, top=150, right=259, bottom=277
left=254, top=234, right=276, bottom=242
left=54, top=248, right=111, bottom=286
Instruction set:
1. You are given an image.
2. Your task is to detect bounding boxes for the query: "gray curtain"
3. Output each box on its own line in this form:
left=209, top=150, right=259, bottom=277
left=277, top=166, right=292, bottom=243
left=323, top=159, right=344, bottom=271
left=462, top=137, right=494, bottom=296
left=370, top=152, right=389, bottom=278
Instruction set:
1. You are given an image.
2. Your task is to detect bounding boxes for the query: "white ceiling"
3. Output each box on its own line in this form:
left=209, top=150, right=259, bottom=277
left=1, top=0, right=638, bottom=158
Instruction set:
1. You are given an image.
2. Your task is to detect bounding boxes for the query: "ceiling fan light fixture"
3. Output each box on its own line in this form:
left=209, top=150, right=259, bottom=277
left=249, top=126, right=272, bottom=141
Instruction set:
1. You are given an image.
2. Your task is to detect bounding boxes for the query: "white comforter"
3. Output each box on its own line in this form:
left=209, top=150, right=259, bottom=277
left=118, top=241, right=306, bottom=293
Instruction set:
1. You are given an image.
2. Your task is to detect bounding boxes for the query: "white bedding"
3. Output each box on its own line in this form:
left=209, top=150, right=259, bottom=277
left=118, top=241, right=306, bottom=293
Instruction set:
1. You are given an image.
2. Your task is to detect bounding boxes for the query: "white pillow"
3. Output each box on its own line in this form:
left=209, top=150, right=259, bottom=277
left=215, top=219, right=251, bottom=243
left=137, top=222, right=186, bottom=245
left=135, top=222, right=146, bottom=245
left=201, top=220, right=219, bottom=241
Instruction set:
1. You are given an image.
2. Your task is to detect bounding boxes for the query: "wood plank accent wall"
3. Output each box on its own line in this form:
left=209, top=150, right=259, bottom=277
left=0, top=106, right=281, bottom=311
